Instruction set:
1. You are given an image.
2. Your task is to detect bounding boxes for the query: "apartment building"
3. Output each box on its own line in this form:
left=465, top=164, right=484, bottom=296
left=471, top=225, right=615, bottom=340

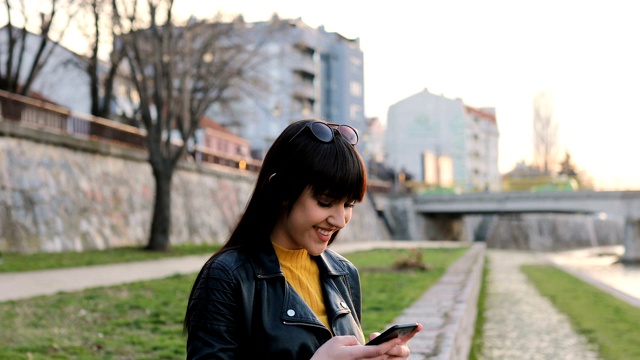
left=2, top=17, right=367, bottom=163
left=207, top=15, right=366, bottom=159
left=385, top=88, right=500, bottom=192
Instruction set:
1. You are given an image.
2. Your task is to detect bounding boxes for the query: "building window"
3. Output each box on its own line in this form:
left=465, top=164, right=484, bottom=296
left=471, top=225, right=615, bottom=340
left=350, top=81, right=362, bottom=97
left=350, top=104, right=361, bottom=119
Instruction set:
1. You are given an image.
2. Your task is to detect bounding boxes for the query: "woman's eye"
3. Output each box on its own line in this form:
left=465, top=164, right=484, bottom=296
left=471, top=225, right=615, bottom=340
left=317, top=200, right=333, bottom=208
left=345, top=202, right=356, bottom=208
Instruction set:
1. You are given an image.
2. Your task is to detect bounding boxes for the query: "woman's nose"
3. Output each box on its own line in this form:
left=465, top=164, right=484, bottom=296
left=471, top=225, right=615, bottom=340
left=328, top=206, right=347, bottom=229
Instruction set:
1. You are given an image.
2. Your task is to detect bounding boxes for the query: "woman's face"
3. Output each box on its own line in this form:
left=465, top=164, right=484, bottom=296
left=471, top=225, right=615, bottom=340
left=271, top=187, right=355, bottom=256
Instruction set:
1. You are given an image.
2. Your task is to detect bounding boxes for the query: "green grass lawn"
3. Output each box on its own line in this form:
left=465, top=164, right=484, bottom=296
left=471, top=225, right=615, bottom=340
left=0, top=247, right=468, bottom=359
left=522, top=264, right=640, bottom=360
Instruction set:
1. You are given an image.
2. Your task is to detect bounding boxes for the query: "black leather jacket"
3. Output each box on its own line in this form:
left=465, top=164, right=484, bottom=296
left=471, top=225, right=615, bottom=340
left=185, top=241, right=366, bottom=359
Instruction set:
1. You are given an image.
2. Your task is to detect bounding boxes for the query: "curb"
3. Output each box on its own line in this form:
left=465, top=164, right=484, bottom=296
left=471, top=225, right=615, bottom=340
left=391, top=243, right=486, bottom=360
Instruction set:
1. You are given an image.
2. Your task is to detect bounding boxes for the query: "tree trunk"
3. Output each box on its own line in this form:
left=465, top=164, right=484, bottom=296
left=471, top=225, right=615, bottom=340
left=146, top=163, right=174, bottom=251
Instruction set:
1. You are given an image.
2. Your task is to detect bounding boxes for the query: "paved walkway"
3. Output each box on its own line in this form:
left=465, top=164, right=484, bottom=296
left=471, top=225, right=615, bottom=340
left=0, top=254, right=212, bottom=302
left=480, top=250, right=601, bottom=360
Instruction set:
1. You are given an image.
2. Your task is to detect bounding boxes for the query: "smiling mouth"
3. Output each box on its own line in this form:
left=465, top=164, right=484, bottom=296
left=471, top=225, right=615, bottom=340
left=314, top=227, right=333, bottom=236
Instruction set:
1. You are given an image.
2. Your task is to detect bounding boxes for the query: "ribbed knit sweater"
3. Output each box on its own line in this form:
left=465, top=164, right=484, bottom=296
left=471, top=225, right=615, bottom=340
left=272, top=242, right=329, bottom=329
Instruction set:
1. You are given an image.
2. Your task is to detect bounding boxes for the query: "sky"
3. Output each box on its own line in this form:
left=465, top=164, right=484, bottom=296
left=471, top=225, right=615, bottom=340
left=5, top=0, right=640, bottom=189
left=172, top=0, right=640, bottom=190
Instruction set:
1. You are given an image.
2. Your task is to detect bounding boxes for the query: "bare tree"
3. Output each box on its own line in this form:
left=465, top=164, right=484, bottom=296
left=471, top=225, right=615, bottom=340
left=532, top=91, right=558, bottom=175
left=72, top=0, right=126, bottom=119
left=113, top=0, right=266, bottom=251
left=0, top=0, right=78, bottom=95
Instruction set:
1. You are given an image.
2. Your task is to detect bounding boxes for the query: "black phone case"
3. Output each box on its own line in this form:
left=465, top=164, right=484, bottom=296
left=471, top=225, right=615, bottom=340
left=365, top=323, right=418, bottom=345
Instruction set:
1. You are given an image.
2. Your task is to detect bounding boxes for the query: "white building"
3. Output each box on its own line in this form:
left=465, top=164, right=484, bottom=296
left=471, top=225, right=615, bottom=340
left=385, top=88, right=500, bottom=192
left=207, top=15, right=367, bottom=159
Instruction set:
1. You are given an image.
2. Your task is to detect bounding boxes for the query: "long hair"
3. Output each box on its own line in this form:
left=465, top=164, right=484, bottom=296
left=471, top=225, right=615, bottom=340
left=184, top=119, right=367, bottom=334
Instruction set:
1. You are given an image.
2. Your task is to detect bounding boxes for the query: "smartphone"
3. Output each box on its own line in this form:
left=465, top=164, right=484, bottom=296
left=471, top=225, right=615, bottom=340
left=365, top=322, right=419, bottom=346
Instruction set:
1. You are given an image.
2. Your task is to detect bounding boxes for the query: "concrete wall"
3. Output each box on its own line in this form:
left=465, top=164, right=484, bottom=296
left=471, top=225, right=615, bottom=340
left=0, top=124, right=390, bottom=253
left=473, top=214, right=623, bottom=251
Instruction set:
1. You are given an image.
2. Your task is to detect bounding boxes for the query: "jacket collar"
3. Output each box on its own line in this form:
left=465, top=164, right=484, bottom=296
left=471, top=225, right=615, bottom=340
left=317, top=248, right=350, bottom=276
left=251, top=238, right=349, bottom=278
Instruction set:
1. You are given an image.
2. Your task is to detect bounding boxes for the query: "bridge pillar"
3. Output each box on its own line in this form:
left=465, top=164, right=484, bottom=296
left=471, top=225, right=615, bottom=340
left=622, top=219, right=640, bottom=264
left=423, top=214, right=466, bottom=241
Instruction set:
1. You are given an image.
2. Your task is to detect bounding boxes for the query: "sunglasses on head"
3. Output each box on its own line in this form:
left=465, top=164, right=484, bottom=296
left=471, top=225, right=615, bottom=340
left=289, top=121, right=359, bottom=146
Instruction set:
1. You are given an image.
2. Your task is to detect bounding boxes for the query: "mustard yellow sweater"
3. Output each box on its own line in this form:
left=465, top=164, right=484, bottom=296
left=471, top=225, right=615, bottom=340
left=272, top=242, right=329, bottom=329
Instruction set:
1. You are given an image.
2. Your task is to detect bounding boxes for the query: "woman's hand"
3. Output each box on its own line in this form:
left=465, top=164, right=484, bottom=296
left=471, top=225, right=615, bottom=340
left=310, top=335, right=403, bottom=360
left=369, top=323, right=423, bottom=360
left=310, top=323, right=423, bottom=360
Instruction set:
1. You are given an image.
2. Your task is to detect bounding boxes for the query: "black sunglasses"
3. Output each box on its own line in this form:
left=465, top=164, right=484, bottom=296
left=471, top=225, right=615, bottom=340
left=289, top=122, right=359, bottom=146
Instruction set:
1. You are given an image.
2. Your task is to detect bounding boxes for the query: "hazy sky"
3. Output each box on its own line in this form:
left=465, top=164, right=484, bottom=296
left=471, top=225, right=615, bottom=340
left=6, top=1, right=640, bottom=189
left=174, top=0, right=640, bottom=190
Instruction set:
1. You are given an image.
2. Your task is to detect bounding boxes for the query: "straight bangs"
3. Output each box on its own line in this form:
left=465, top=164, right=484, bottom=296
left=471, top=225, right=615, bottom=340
left=302, top=140, right=367, bottom=202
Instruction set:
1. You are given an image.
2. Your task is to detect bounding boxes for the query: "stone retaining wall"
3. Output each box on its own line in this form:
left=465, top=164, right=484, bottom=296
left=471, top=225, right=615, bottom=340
left=0, top=127, right=389, bottom=253
left=482, top=213, right=623, bottom=250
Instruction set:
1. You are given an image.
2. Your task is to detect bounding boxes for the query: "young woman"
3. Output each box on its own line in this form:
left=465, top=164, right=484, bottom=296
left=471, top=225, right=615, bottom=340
left=184, top=119, right=422, bottom=359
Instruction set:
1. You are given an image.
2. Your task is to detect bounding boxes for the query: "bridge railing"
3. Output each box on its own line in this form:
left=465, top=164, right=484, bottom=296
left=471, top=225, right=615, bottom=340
left=0, top=89, right=261, bottom=172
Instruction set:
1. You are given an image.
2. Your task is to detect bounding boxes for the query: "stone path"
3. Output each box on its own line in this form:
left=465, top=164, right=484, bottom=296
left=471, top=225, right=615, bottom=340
left=480, top=250, right=601, bottom=360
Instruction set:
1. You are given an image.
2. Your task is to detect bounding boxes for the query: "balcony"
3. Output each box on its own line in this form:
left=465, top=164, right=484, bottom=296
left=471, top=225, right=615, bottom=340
left=291, top=75, right=315, bottom=102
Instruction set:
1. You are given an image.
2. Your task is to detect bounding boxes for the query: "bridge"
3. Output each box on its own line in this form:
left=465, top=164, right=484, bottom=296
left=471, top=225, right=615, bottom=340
left=409, top=190, right=640, bottom=262
left=413, top=190, right=640, bottom=216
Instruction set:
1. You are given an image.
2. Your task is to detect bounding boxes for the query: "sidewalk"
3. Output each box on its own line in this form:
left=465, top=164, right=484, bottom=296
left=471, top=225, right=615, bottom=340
left=479, top=250, right=600, bottom=360
left=0, top=240, right=461, bottom=303
left=0, top=254, right=211, bottom=302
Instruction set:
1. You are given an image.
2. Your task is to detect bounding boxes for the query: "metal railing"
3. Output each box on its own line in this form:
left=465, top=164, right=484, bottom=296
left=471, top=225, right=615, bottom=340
left=0, top=89, right=261, bottom=172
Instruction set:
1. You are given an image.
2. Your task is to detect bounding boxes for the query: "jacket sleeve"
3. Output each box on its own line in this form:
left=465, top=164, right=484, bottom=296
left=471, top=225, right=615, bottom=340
left=186, top=260, right=245, bottom=360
